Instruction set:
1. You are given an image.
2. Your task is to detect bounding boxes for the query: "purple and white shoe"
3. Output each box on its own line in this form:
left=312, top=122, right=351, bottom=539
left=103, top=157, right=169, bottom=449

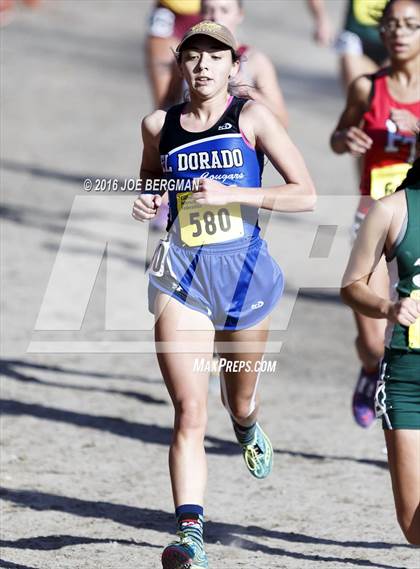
left=352, top=367, right=379, bottom=428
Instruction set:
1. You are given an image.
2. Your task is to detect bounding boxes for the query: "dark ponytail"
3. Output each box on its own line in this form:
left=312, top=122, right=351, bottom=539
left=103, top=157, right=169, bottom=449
left=396, top=158, right=420, bottom=191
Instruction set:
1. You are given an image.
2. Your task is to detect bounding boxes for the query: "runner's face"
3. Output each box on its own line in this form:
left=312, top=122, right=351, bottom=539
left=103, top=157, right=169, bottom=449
left=201, top=0, right=243, bottom=33
left=381, top=0, right=420, bottom=61
left=180, top=37, right=238, bottom=96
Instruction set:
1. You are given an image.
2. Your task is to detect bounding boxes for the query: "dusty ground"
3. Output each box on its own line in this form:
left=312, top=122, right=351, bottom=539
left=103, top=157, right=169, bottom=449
left=1, top=1, right=419, bottom=568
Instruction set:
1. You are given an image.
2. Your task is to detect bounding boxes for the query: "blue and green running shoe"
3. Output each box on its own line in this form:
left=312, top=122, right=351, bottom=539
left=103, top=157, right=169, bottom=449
left=240, top=423, right=273, bottom=479
left=162, top=527, right=208, bottom=569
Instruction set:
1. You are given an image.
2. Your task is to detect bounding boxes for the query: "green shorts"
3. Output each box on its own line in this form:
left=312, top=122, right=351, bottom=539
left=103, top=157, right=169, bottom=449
left=376, top=349, right=420, bottom=430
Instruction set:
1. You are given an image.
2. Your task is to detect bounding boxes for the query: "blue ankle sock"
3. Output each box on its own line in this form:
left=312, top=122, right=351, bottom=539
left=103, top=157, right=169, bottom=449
left=232, top=418, right=257, bottom=445
left=175, top=504, right=204, bottom=545
left=176, top=504, right=204, bottom=524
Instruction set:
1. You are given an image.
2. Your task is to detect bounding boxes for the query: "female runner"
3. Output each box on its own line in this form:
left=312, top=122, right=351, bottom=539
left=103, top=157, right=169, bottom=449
left=155, top=0, right=289, bottom=233
left=331, top=0, right=419, bottom=428
left=341, top=157, right=420, bottom=544
left=133, top=21, right=316, bottom=569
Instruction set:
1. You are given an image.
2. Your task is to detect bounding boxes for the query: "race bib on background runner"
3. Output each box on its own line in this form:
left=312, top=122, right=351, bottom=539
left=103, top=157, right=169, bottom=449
left=353, top=0, right=387, bottom=26
left=177, top=192, right=244, bottom=246
left=370, top=163, right=410, bottom=200
left=408, top=290, right=420, bottom=350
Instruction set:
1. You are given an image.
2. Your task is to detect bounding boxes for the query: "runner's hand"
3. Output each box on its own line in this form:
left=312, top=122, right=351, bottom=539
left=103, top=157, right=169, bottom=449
left=341, top=127, right=373, bottom=156
left=191, top=178, right=234, bottom=206
left=388, top=298, right=420, bottom=326
left=390, top=109, right=419, bottom=134
left=132, top=194, right=162, bottom=221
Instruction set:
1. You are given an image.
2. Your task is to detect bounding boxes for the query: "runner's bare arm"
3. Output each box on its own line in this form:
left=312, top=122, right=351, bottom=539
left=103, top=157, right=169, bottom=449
left=330, top=75, right=373, bottom=155
left=193, top=102, right=316, bottom=212
left=132, top=110, right=166, bottom=221
left=161, top=64, right=184, bottom=110
left=341, top=200, right=394, bottom=318
left=250, top=51, right=288, bottom=128
left=342, top=196, right=420, bottom=324
left=306, top=0, right=333, bottom=46
left=240, top=102, right=315, bottom=211
left=140, top=110, right=166, bottom=181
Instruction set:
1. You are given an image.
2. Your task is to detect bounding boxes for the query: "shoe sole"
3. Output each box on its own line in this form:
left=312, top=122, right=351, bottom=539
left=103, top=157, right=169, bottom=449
left=162, top=546, right=192, bottom=569
left=162, top=547, right=207, bottom=569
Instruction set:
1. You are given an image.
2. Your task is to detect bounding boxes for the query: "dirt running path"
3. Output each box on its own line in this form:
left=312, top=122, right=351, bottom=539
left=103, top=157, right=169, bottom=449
left=1, top=2, right=417, bottom=568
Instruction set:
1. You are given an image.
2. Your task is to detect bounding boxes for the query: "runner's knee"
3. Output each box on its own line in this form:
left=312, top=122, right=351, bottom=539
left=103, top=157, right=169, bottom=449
left=174, top=399, right=207, bottom=434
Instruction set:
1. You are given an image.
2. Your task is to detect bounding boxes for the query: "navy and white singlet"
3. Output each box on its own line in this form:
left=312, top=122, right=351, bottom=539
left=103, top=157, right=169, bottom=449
left=148, top=96, right=284, bottom=330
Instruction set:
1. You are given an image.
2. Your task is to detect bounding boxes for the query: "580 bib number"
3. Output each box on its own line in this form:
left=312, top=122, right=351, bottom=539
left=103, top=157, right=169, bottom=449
left=177, top=192, right=244, bottom=246
left=189, top=208, right=232, bottom=237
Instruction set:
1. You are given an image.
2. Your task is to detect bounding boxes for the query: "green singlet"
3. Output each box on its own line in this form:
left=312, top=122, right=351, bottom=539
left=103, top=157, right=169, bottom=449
left=377, top=185, right=420, bottom=429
